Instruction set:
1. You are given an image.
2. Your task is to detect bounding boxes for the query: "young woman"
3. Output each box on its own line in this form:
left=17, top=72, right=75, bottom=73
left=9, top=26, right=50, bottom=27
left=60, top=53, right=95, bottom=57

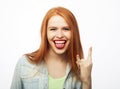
left=11, top=6, right=92, bottom=89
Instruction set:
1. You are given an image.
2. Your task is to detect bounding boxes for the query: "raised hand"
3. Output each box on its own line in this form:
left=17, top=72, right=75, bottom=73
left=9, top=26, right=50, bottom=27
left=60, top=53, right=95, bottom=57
left=76, top=47, right=93, bottom=83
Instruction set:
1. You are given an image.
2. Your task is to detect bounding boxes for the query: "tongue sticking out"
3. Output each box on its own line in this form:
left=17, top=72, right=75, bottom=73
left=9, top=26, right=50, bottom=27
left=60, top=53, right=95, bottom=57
left=55, top=43, right=65, bottom=49
left=54, top=41, right=66, bottom=49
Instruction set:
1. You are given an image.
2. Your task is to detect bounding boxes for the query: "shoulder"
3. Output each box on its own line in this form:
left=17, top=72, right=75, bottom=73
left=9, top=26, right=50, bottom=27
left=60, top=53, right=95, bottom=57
left=15, top=55, right=40, bottom=78
left=16, top=55, right=36, bottom=67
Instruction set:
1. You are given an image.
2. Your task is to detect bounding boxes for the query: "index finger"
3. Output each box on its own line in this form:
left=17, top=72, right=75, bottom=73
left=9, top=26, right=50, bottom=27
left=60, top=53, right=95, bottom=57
left=87, top=47, right=92, bottom=60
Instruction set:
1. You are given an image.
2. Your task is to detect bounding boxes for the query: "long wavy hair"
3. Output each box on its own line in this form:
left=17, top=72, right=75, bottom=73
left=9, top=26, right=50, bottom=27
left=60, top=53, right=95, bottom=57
left=26, top=6, right=84, bottom=79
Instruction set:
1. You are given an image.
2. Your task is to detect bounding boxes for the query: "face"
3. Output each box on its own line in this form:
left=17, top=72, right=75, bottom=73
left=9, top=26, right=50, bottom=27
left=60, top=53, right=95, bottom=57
left=47, top=15, right=71, bottom=55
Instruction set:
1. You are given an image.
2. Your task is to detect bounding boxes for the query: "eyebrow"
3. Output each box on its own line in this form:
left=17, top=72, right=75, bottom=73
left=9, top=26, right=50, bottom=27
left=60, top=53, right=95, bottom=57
left=48, top=26, right=69, bottom=28
left=48, top=26, right=57, bottom=29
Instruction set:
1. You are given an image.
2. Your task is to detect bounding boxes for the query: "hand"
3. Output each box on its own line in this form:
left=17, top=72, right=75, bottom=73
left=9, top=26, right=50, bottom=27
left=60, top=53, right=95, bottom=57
left=76, top=47, right=93, bottom=83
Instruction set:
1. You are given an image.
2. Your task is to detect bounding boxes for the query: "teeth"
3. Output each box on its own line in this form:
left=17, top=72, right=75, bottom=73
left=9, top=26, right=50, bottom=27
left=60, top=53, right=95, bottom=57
left=54, top=41, right=65, bottom=44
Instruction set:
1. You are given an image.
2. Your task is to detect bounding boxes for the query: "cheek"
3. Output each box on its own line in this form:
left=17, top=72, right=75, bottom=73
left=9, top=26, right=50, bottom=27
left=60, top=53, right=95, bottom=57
left=65, top=32, right=72, bottom=40
left=47, top=31, right=55, bottom=41
left=47, top=31, right=51, bottom=43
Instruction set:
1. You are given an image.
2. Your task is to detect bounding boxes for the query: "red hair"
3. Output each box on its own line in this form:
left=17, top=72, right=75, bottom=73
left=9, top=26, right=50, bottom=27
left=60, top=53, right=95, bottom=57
left=26, top=6, right=84, bottom=79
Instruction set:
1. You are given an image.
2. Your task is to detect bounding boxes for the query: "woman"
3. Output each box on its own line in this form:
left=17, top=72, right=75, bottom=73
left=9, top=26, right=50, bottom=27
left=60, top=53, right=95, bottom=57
left=11, top=6, right=92, bottom=89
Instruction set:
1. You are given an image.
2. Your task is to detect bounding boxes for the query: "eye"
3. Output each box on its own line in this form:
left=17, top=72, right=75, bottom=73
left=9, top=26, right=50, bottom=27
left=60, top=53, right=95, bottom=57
left=49, top=28, right=57, bottom=31
left=63, top=27, right=70, bottom=30
left=50, top=28, right=55, bottom=30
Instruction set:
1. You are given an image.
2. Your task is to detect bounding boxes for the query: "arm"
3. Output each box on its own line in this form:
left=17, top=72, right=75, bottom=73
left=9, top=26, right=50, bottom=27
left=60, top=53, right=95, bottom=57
left=76, top=47, right=93, bottom=89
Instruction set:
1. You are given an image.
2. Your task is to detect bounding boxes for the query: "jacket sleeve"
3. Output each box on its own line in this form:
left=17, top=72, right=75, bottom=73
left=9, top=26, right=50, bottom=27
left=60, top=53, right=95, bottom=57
left=10, top=58, right=23, bottom=89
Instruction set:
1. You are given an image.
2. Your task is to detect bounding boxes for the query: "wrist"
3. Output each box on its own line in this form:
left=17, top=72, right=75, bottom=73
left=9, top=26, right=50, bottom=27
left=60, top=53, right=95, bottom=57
left=81, top=76, right=91, bottom=85
left=81, top=77, right=92, bottom=89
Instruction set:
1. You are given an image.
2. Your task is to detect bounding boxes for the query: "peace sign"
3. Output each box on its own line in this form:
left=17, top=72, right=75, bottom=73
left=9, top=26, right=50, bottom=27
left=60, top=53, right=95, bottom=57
left=76, top=47, right=93, bottom=83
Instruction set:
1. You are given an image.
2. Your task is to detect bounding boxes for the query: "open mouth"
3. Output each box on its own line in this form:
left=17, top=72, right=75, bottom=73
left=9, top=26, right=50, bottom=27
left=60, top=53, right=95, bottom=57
left=53, top=40, right=66, bottom=49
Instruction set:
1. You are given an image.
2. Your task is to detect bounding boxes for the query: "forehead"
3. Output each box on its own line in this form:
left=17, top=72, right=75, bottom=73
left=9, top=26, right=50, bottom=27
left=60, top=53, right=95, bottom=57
left=47, top=15, right=68, bottom=27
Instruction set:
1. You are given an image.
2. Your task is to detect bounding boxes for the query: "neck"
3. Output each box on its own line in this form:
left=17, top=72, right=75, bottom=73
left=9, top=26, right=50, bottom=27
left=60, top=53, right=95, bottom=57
left=45, top=49, right=67, bottom=63
left=45, top=49, right=67, bottom=79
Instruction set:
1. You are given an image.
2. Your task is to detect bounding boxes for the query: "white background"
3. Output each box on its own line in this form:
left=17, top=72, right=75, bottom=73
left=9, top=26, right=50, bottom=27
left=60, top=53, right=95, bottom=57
left=0, top=0, right=120, bottom=89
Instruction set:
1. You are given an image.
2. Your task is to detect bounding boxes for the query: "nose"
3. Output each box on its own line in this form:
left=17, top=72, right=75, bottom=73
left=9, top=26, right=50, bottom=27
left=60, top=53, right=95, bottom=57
left=56, top=29, right=64, bottom=38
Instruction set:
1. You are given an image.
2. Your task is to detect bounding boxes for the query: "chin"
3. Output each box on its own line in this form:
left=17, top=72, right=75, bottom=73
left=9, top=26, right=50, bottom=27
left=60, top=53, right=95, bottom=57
left=53, top=46, right=68, bottom=55
left=54, top=50, right=66, bottom=55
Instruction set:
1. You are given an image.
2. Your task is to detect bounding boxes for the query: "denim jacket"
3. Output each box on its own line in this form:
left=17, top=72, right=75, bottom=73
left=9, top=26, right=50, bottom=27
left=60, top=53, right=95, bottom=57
left=11, top=55, right=82, bottom=89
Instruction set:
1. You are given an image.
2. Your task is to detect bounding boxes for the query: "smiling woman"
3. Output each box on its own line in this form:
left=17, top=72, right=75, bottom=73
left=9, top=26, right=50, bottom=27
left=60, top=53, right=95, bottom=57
left=10, top=6, right=92, bottom=89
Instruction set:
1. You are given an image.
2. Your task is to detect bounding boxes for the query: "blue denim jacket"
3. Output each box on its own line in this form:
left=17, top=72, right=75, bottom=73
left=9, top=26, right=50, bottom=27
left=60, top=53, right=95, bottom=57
left=11, top=55, right=82, bottom=89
